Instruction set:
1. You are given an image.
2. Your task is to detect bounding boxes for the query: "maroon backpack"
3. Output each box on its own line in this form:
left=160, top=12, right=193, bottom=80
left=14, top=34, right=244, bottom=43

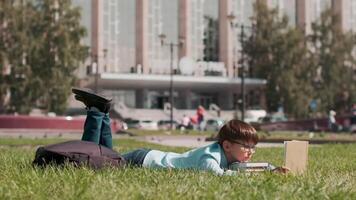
left=33, top=140, right=126, bottom=169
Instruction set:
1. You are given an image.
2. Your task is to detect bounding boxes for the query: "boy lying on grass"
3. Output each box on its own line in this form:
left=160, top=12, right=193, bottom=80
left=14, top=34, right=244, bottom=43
left=73, top=88, right=288, bottom=175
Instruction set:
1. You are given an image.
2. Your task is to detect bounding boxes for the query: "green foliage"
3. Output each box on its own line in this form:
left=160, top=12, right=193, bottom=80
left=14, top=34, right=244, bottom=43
left=0, top=1, right=25, bottom=112
left=0, top=0, right=88, bottom=114
left=243, top=2, right=356, bottom=119
left=0, top=138, right=355, bottom=199
left=243, top=2, right=313, bottom=118
left=308, top=9, right=356, bottom=114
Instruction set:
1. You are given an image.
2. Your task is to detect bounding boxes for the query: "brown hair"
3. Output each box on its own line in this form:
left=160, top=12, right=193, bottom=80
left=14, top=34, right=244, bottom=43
left=217, top=119, right=258, bottom=145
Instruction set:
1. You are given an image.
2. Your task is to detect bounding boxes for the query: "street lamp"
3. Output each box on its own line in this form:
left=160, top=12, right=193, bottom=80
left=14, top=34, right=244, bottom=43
left=158, top=33, right=184, bottom=130
left=227, top=13, right=254, bottom=122
left=103, top=48, right=108, bottom=72
left=91, top=48, right=108, bottom=93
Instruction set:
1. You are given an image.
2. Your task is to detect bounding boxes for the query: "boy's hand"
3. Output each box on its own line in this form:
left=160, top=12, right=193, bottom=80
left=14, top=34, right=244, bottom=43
left=272, top=166, right=290, bottom=174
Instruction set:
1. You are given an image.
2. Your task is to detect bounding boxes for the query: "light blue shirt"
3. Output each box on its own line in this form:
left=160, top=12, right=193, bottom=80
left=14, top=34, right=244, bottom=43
left=142, top=142, right=234, bottom=175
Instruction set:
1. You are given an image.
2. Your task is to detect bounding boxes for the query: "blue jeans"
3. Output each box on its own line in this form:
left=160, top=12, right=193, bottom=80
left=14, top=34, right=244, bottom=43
left=82, top=110, right=150, bottom=166
left=81, top=110, right=113, bottom=149
left=122, top=148, right=151, bottom=167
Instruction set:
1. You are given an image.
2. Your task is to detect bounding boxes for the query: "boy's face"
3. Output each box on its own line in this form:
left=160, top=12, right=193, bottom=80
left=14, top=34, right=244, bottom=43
left=222, top=140, right=256, bottom=164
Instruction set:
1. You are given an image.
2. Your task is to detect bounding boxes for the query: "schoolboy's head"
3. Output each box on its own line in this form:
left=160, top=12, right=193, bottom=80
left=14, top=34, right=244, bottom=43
left=217, top=120, right=258, bottom=164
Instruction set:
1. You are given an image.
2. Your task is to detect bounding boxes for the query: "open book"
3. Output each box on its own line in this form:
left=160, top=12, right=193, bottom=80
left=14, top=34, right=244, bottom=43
left=229, top=140, right=309, bottom=173
left=229, top=162, right=276, bottom=172
left=284, top=140, right=309, bottom=174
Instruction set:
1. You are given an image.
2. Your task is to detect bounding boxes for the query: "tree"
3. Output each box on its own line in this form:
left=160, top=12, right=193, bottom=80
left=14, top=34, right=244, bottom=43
left=0, top=1, right=14, bottom=112
left=1, top=0, right=88, bottom=114
left=243, top=1, right=313, bottom=118
left=4, top=1, right=44, bottom=114
left=28, top=0, right=88, bottom=114
left=0, top=1, right=37, bottom=113
left=308, top=9, right=356, bottom=115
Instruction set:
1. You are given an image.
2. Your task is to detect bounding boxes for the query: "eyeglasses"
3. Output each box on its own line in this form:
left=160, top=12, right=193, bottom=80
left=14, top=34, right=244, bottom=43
left=230, top=140, right=256, bottom=153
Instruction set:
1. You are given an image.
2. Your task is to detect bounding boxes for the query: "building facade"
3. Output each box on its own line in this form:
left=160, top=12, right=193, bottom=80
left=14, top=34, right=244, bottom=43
left=71, top=0, right=354, bottom=112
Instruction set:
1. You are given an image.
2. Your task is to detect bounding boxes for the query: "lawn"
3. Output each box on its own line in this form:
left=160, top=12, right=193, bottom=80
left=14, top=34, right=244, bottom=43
left=123, top=128, right=217, bottom=136
left=126, top=129, right=356, bottom=141
left=0, top=138, right=355, bottom=199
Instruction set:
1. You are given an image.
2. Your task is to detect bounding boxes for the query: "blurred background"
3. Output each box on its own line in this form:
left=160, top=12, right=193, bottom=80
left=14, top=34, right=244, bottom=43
left=0, top=0, right=355, bottom=133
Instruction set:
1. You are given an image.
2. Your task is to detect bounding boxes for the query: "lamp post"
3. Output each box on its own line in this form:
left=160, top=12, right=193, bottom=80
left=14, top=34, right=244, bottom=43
left=103, top=48, right=108, bottom=72
left=227, top=13, right=253, bottom=122
left=92, top=49, right=108, bottom=93
left=93, top=54, right=99, bottom=93
left=158, top=34, right=184, bottom=130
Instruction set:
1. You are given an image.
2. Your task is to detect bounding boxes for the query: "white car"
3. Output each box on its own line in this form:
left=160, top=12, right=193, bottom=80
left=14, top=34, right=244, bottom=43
left=126, top=119, right=158, bottom=130
left=204, top=119, right=225, bottom=132
left=244, top=109, right=267, bottom=123
left=158, top=120, right=179, bottom=130
left=139, top=120, right=158, bottom=130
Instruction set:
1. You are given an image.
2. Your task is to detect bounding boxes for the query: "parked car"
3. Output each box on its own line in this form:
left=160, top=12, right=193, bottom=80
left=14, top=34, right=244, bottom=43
left=125, top=119, right=158, bottom=130
left=157, top=120, right=179, bottom=130
left=258, top=114, right=288, bottom=123
left=244, top=109, right=267, bottom=123
left=126, top=119, right=141, bottom=129
left=139, top=120, right=158, bottom=130
left=204, top=119, right=225, bottom=132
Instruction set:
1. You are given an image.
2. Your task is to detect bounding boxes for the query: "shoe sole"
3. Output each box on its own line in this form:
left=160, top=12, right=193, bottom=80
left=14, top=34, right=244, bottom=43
left=72, top=88, right=112, bottom=103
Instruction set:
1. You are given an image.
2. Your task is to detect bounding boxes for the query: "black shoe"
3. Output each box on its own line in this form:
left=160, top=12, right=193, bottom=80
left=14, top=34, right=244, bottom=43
left=72, top=88, right=112, bottom=113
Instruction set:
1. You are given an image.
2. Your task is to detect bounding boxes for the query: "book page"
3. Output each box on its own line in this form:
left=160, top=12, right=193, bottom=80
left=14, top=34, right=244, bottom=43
left=229, top=162, right=276, bottom=172
left=284, top=140, right=309, bottom=174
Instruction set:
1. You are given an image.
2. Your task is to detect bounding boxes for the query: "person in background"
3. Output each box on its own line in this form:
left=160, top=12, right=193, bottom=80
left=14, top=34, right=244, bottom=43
left=180, top=114, right=191, bottom=133
left=197, top=105, right=205, bottom=131
left=328, top=110, right=338, bottom=132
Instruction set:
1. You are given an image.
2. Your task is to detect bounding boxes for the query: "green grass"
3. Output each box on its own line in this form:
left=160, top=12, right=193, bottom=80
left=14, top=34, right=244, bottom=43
left=126, top=129, right=356, bottom=142
left=258, top=131, right=356, bottom=141
left=0, top=138, right=69, bottom=146
left=125, top=128, right=217, bottom=136
left=0, top=138, right=355, bottom=199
